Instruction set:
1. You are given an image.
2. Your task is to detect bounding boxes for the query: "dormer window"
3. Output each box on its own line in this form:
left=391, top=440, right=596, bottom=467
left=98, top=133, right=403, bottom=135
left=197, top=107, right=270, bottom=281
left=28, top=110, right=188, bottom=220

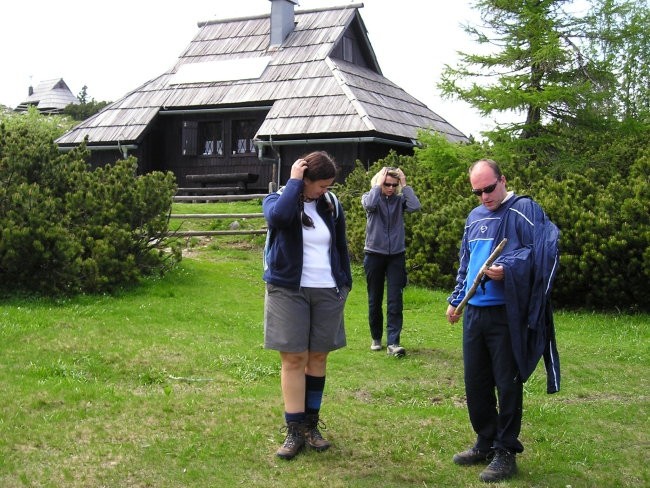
left=343, top=36, right=354, bottom=63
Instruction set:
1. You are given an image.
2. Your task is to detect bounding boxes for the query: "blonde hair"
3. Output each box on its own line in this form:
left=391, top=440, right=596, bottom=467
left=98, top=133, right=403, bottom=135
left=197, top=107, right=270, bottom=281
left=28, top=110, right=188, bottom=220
left=370, top=168, right=402, bottom=194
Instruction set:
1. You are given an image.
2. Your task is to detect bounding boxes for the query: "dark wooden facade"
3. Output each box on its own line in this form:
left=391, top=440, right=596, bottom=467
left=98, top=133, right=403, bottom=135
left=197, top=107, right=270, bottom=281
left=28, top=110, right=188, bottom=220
left=153, top=109, right=272, bottom=190
left=93, top=106, right=415, bottom=192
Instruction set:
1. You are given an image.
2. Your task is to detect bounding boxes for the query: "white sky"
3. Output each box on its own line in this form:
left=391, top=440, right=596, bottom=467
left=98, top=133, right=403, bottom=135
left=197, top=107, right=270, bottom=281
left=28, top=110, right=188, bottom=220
left=0, top=0, right=501, bottom=139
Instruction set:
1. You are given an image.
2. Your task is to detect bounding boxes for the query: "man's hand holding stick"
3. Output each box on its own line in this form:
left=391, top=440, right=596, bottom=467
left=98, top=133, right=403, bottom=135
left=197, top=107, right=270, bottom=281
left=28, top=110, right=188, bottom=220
left=447, top=238, right=508, bottom=322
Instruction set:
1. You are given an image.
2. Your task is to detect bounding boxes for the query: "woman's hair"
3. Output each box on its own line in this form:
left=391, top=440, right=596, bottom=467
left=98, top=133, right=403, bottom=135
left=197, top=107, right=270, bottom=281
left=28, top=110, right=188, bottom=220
left=302, top=151, right=339, bottom=182
left=299, top=151, right=339, bottom=226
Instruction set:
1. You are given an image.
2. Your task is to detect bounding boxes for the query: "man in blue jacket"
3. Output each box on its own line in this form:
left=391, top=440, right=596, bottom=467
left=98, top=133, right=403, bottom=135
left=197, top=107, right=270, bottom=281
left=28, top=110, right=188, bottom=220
left=446, top=159, right=560, bottom=483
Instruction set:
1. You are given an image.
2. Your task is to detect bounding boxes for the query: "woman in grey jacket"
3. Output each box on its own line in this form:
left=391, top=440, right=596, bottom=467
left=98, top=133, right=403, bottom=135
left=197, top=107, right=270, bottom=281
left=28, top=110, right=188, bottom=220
left=361, top=167, right=421, bottom=356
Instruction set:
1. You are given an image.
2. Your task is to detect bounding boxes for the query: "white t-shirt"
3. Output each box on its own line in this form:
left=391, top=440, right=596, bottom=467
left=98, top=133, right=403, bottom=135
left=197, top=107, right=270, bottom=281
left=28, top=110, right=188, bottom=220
left=300, top=201, right=336, bottom=288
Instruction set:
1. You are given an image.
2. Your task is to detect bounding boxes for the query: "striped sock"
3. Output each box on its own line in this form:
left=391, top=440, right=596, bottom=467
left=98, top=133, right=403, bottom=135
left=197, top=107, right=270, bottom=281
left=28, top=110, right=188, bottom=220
left=305, top=374, right=326, bottom=414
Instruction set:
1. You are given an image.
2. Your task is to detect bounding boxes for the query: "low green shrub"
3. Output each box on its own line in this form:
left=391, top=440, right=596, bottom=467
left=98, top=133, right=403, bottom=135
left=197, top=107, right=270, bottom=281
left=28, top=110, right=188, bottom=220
left=0, top=110, right=179, bottom=295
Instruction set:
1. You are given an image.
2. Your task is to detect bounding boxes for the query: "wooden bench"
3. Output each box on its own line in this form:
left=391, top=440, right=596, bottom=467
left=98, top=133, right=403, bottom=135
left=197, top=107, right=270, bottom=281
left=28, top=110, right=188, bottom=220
left=176, top=186, right=244, bottom=196
left=185, top=173, right=259, bottom=192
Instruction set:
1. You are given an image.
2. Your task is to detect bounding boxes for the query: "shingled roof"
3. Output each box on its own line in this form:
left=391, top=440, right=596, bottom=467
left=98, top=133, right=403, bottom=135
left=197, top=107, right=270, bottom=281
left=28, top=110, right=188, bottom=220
left=16, top=78, right=79, bottom=114
left=56, top=3, right=466, bottom=147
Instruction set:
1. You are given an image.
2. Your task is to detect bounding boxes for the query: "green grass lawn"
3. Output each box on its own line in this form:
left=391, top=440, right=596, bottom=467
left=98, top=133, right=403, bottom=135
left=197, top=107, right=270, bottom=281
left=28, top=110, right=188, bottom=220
left=0, top=237, right=648, bottom=487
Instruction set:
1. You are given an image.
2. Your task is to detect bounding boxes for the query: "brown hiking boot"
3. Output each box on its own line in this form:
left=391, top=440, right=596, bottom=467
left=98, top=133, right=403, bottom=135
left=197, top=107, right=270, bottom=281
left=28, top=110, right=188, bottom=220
left=479, top=448, right=517, bottom=482
left=276, top=421, right=305, bottom=460
left=453, top=447, right=493, bottom=465
left=305, top=414, right=331, bottom=452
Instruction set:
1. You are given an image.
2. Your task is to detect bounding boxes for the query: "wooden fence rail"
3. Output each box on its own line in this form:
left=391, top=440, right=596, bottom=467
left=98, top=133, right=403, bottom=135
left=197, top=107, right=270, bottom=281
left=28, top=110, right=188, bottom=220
left=169, top=193, right=268, bottom=237
left=169, top=213, right=264, bottom=219
left=170, top=229, right=267, bottom=237
left=173, top=193, right=267, bottom=203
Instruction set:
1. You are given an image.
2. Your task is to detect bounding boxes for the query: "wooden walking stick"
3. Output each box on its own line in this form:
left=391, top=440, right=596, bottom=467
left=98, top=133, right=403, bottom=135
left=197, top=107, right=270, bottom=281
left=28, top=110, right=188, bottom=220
left=454, top=238, right=508, bottom=315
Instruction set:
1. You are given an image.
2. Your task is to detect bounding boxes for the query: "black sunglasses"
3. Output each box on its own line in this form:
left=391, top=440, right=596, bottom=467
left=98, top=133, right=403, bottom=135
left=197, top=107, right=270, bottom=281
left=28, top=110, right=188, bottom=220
left=383, top=182, right=399, bottom=188
left=471, top=178, right=500, bottom=196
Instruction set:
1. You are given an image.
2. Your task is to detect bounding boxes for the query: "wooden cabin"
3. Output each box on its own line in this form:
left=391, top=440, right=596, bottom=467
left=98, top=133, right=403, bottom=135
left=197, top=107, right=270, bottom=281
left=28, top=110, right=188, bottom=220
left=56, top=1, right=468, bottom=193
left=15, top=78, right=79, bottom=115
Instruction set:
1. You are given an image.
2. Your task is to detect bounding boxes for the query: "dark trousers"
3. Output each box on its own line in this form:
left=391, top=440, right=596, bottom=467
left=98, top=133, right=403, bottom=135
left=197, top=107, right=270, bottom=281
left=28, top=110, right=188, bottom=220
left=463, top=305, right=524, bottom=454
left=363, top=252, right=406, bottom=346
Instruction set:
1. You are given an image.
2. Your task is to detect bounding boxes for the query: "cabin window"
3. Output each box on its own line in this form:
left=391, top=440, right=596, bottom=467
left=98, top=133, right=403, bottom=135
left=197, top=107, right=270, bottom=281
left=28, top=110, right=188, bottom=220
left=232, top=119, right=256, bottom=154
left=199, top=121, right=224, bottom=156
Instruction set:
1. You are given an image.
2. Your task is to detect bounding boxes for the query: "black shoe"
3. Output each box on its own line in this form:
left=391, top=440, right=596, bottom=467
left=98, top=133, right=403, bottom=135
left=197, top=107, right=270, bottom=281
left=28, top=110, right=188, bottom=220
left=276, top=421, right=305, bottom=460
left=453, top=447, right=493, bottom=466
left=479, top=448, right=517, bottom=482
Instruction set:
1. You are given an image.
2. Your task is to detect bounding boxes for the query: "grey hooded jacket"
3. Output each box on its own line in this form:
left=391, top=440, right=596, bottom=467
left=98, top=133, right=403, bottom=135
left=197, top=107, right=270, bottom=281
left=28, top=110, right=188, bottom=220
left=361, top=185, right=421, bottom=255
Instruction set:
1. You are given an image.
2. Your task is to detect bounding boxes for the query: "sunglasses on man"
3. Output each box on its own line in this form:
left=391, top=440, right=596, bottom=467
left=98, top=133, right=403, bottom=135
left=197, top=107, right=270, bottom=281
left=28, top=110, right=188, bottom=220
left=471, top=178, right=501, bottom=196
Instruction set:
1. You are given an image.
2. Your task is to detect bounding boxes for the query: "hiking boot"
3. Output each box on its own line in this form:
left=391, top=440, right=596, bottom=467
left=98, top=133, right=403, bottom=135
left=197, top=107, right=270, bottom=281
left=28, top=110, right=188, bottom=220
left=276, top=421, right=305, bottom=460
left=387, top=344, right=406, bottom=357
left=479, top=448, right=517, bottom=483
left=305, top=414, right=331, bottom=452
left=370, top=339, right=382, bottom=351
left=453, top=447, right=493, bottom=465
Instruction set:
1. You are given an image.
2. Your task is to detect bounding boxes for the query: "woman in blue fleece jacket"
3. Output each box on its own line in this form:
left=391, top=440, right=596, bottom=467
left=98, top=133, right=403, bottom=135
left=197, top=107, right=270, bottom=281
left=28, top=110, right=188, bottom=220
left=262, top=151, right=352, bottom=460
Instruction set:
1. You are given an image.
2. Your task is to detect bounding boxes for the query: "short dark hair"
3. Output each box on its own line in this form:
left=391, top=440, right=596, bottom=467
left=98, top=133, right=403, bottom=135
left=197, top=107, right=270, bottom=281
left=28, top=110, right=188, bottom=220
left=302, top=151, right=339, bottom=181
left=469, top=159, right=502, bottom=179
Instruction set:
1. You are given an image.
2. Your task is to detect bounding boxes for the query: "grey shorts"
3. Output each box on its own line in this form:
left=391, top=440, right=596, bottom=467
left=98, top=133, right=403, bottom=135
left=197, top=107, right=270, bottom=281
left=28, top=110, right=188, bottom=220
left=264, top=284, right=349, bottom=353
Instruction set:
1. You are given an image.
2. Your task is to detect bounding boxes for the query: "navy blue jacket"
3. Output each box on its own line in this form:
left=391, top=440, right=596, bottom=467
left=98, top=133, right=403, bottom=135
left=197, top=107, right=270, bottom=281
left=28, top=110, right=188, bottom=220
left=449, top=194, right=561, bottom=393
left=499, top=196, right=561, bottom=393
left=262, top=178, right=352, bottom=291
